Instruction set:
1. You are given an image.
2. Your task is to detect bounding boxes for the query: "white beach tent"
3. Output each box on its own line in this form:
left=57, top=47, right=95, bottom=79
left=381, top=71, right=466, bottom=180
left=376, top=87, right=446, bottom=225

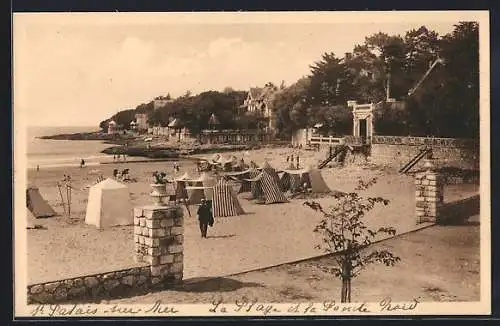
left=85, top=178, right=133, bottom=229
left=185, top=172, right=217, bottom=204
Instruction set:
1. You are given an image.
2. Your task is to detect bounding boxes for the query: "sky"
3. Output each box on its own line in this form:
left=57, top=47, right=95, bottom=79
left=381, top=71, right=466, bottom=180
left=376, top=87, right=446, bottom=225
left=13, top=12, right=478, bottom=127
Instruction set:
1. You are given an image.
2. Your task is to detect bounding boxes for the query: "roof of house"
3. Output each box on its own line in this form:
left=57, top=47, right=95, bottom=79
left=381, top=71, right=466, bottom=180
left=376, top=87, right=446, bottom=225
left=168, top=118, right=181, bottom=128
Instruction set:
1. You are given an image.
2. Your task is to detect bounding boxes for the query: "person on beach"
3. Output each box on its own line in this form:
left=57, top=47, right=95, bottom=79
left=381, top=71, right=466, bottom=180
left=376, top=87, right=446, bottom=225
left=80, top=159, right=85, bottom=168
left=36, top=165, right=40, bottom=172
left=197, top=198, right=214, bottom=238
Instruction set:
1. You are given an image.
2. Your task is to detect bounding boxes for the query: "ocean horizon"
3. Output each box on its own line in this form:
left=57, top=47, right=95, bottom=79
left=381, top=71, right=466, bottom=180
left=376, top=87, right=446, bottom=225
left=26, top=126, right=114, bottom=169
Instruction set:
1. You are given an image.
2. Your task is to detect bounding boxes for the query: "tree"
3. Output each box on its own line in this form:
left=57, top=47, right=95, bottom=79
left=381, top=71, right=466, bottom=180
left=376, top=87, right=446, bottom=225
left=309, top=104, right=352, bottom=136
left=405, top=22, right=479, bottom=138
left=403, top=26, right=440, bottom=88
left=304, top=178, right=400, bottom=303
left=308, top=52, right=351, bottom=105
left=270, top=77, right=311, bottom=137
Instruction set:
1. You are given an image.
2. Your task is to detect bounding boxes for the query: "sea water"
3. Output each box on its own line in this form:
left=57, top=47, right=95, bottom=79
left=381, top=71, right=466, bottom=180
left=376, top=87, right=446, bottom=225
left=25, top=126, right=114, bottom=169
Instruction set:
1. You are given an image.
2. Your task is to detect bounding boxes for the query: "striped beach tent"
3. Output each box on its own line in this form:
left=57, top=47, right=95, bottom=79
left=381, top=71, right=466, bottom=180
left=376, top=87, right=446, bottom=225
left=246, top=168, right=264, bottom=199
left=212, top=179, right=245, bottom=217
left=260, top=169, right=288, bottom=204
left=279, top=163, right=301, bottom=193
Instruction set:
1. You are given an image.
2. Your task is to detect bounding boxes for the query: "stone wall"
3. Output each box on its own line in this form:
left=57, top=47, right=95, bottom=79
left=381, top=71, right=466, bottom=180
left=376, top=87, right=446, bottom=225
left=28, top=266, right=152, bottom=304
left=370, top=136, right=479, bottom=171
left=27, top=205, right=184, bottom=304
left=415, top=168, right=480, bottom=225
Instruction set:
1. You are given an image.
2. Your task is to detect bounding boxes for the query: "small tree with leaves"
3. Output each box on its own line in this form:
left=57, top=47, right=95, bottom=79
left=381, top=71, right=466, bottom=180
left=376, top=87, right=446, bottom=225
left=304, top=177, right=401, bottom=303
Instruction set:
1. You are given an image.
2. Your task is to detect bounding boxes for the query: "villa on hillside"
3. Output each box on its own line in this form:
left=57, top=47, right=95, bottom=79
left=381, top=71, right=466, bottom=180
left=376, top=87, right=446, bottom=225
left=239, top=83, right=280, bottom=133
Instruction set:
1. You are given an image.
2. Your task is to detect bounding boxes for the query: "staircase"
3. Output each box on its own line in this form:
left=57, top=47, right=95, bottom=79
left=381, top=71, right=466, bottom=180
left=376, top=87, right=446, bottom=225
left=399, top=147, right=432, bottom=174
left=318, top=145, right=347, bottom=169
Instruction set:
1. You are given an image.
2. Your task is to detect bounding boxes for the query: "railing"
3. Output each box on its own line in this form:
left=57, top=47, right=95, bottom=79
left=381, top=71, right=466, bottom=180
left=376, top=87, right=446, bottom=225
left=309, top=136, right=345, bottom=145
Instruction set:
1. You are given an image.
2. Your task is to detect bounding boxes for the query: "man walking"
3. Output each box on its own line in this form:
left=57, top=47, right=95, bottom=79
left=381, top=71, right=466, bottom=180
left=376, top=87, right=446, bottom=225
left=197, top=198, right=213, bottom=238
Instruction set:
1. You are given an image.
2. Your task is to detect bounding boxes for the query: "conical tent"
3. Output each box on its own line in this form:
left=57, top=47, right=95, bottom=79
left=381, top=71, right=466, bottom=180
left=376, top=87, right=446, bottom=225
left=185, top=172, right=216, bottom=204
left=174, top=172, right=191, bottom=181
left=174, top=172, right=191, bottom=200
left=212, top=179, right=245, bottom=217
left=26, top=208, right=37, bottom=228
left=26, top=187, right=56, bottom=218
left=307, top=167, right=331, bottom=193
left=246, top=168, right=264, bottom=199
left=85, top=178, right=133, bottom=228
left=260, top=169, right=288, bottom=204
left=278, top=163, right=299, bottom=192
left=280, top=166, right=331, bottom=194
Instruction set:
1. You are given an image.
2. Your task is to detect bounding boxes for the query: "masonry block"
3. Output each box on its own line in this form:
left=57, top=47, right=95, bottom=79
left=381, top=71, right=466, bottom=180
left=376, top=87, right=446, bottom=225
left=147, top=247, right=161, bottom=256
left=160, top=255, right=174, bottom=264
left=133, top=205, right=184, bottom=284
left=134, top=208, right=144, bottom=217
left=160, top=218, right=174, bottom=228
left=149, top=228, right=167, bottom=238
left=146, top=219, right=162, bottom=229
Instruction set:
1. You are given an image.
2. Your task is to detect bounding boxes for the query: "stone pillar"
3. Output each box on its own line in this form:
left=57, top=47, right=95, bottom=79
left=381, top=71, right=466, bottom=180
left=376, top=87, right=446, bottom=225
left=134, top=205, right=184, bottom=288
left=415, top=168, right=444, bottom=224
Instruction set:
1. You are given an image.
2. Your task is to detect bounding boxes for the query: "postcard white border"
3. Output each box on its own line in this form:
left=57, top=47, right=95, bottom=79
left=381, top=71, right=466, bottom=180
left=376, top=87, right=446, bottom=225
left=13, top=10, right=491, bottom=317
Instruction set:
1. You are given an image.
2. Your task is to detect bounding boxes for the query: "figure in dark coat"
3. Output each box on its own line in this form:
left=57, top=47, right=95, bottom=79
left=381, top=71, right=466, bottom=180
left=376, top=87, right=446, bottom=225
left=197, top=199, right=214, bottom=238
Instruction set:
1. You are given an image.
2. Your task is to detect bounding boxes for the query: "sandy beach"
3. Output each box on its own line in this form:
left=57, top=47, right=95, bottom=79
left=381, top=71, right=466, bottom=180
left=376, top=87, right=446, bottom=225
left=26, top=147, right=479, bottom=285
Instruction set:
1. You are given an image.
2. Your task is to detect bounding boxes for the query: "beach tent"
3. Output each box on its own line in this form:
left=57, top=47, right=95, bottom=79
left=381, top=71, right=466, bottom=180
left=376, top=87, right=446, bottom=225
left=26, top=208, right=37, bottom=228
left=84, top=178, right=133, bottom=229
left=260, top=165, right=288, bottom=204
left=243, top=168, right=264, bottom=198
left=281, top=166, right=331, bottom=194
left=212, top=179, right=245, bottom=217
left=220, top=169, right=252, bottom=194
left=261, top=161, right=282, bottom=185
left=279, top=163, right=300, bottom=193
left=26, top=187, right=56, bottom=218
left=185, top=172, right=217, bottom=204
left=243, top=168, right=288, bottom=204
left=173, top=172, right=191, bottom=201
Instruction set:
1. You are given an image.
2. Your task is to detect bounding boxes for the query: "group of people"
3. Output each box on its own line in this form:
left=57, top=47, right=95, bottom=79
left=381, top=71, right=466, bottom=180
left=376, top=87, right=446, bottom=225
left=113, top=154, right=127, bottom=162
left=286, top=154, right=301, bottom=169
